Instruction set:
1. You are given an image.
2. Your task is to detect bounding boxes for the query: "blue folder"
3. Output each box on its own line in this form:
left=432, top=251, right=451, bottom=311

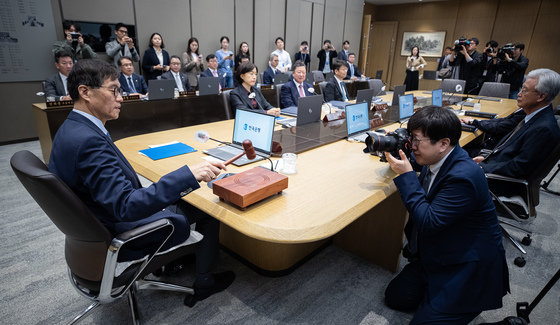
left=139, top=142, right=196, bottom=160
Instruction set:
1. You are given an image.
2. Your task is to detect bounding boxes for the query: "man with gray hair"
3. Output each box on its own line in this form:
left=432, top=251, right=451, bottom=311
left=474, top=68, right=560, bottom=178
left=262, top=53, right=282, bottom=85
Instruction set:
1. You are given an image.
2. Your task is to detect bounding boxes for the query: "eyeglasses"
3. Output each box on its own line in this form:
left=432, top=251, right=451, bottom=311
left=519, top=87, right=538, bottom=94
left=98, top=86, right=123, bottom=99
left=411, top=137, right=430, bottom=146
left=117, top=29, right=128, bottom=34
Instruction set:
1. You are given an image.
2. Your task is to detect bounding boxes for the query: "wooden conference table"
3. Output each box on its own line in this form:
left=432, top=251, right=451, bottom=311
left=115, top=91, right=518, bottom=275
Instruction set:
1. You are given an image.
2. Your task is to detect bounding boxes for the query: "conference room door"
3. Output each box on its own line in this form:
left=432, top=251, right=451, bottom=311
left=365, top=21, right=398, bottom=87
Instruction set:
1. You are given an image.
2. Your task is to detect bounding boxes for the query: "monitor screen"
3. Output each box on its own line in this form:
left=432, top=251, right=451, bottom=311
left=399, top=94, right=414, bottom=119
left=345, top=102, right=370, bottom=135
left=233, top=109, right=275, bottom=154
left=432, top=88, right=443, bottom=107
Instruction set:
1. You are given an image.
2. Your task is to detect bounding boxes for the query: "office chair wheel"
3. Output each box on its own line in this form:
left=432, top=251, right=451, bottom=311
left=514, top=256, right=526, bottom=267
left=184, top=293, right=198, bottom=307
left=521, top=235, right=532, bottom=246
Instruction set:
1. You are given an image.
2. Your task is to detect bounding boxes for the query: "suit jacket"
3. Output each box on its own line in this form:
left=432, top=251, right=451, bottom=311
left=502, top=55, right=529, bottom=92
left=119, top=72, right=148, bottom=95
left=200, top=69, right=226, bottom=89
left=323, top=76, right=348, bottom=102
left=105, top=40, right=140, bottom=67
left=161, top=70, right=191, bottom=92
left=142, top=48, right=170, bottom=81
left=48, top=111, right=199, bottom=260
left=44, top=73, right=67, bottom=100
left=337, top=50, right=349, bottom=62
left=316, top=49, right=338, bottom=71
left=262, top=66, right=282, bottom=85
left=472, top=109, right=525, bottom=137
left=395, top=146, right=509, bottom=314
left=345, top=63, right=362, bottom=79
left=181, top=51, right=204, bottom=88
left=280, top=79, right=315, bottom=108
left=230, top=84, right=273, bottom=114
left=481, top=105, right=560, bottom=178
left=294, top=52, right=310, bottom=67
left=449, top=50, right=484, bottom=93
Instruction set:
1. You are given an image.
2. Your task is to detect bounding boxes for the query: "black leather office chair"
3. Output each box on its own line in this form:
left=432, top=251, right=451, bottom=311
left=10, top=150, right=202, bottom=324
left=222, top=89, right=233, bottom=119
left=312, top=70, right=325, bottom=83
left=486, top=127, right=560, bottom=254
left=441, top=79, right=466, bottom=94
left=368, top=79, right=386, bottom=95
left=479, top=82, right=510, bottom=99
left=276, top=84, right=284, bottom=108
left=375, top=70, right=383, bottom=80
left=318, top=81, right=328, bottom=101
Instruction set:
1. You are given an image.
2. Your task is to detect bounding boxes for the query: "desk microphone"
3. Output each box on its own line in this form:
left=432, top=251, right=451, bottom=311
left=446, top=84, right=463, bottom=105
left=459, top=84, right=481, bottom=110
left=194, top=130, right=230, bottom=146
left=223, top=140, right=255, bottom=166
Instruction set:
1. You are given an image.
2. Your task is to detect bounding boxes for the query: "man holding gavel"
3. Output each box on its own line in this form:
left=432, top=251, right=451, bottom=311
left=48, top=59, right=234, bottom=307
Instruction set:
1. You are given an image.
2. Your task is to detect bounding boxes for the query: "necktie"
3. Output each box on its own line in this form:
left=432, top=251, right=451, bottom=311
left=490, top=119, right=525, bottom=157
left=298, top=84, right=305, bottom=98
left=422, top=170, right=432, bottom=193
left=174, top=73, right=184, bottom=92
left=340, top=82, right=347, bottom=101
left=127, top=77, right=137, bottom=93
left=350, top=65, right=354, bottom=77
left=408, top=169, right=432, bottom=255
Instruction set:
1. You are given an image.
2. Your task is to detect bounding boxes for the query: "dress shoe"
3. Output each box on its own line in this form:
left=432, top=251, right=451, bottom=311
left=184, top=271, right=235, bottom=307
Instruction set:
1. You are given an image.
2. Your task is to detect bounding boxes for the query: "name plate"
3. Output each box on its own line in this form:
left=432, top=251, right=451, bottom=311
left=122, top=95, right=140, bottom=101
left=179, top=91, right=196, bottom=97
left=46, top=100, right=73, bottom=107
left=373, top=103, right=388, bottom=111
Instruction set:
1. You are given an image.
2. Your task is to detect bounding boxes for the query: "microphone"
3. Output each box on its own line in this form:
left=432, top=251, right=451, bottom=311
left=194, top=130, right=230, bottom=146
left=223, top=140, right=255, bottom=166
left=459, top=84, right=482, bottom=110
left=446, top=84, right=463, bottom=105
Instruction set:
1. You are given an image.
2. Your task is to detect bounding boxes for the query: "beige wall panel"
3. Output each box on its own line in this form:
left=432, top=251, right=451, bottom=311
left=322, top=0, right=346, bottom=49
left=235, top=0, right=254, bottom=62
left=285, top=0, right=313, bottom=59
left=310, top=2, right=325, bottom=71
left=254, top=0, right=286, bottom=72
left=452, top=0, right=498, bottom=43
left=191, top=0, right=235, bottom=65
left=490, top=0, right=539, bottom=47
left=343, top=0, right=365, bottom=65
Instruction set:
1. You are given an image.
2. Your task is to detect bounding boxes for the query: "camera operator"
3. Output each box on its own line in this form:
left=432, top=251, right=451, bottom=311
left=52, top=21, right=97, bottom=62
left=449, top=37, right=483, bottom=94
left=383, top=106, right=509, bottom=324
left=294, top=41, right=311, bottom=71
left=317, top=40, right=337, bottom=77
left=480, top=40, right=499, bottom=83
left=501, top=43, right=529, bottom=99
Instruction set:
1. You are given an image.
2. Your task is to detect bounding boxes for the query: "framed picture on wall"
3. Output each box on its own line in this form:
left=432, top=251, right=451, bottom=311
left=401, top=31, right=446, bottom=57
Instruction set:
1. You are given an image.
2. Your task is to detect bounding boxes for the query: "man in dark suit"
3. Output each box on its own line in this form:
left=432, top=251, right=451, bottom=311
left=345, top=53, right=362, bottom=80
left=384, top=106, right=509, bottom=324
left=161, top=55, right=191, bottom=92
left=337, top=40, right=350, bottom=61
left=323, top=60, right=349, bottom=102
left=449, top=37, right=484, bottom=94
left=262, top=53, right=282, bottom=85
left=200, top=54, right=226, bottom=89
left=48, top=59, right=234, bottom=304
left=117, top=56, right=148, bottom=96
left=280, top=60, right=315, bottom=108
left=316, top=40, right=337, bottom=75
left=475, top=68, right=560, bottom=179
left=44, top=51, right=73, bottom=101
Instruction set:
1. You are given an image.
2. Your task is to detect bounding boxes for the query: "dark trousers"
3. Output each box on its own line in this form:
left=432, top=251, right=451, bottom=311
left=385, top=261, right=480, bottom=325
left=404, top=70, right=419, bottom=91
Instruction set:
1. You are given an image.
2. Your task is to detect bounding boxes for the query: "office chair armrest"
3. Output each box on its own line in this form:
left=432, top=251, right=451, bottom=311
left=116, top=218, right=171, bottom=243
left=485, top=173, right=528, bottom=186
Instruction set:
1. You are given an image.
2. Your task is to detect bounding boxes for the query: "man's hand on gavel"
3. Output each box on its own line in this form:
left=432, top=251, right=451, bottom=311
left=191, top=161, right=227, bottom=182
left=224, top=140, right=255, bottom=166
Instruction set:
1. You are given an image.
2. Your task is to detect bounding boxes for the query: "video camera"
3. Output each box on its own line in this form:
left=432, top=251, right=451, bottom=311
left=363, top=128, right=412, bottom=162
left=497, top=43, right=515, bottom=61
left=454, top=37, right=471, bottom=52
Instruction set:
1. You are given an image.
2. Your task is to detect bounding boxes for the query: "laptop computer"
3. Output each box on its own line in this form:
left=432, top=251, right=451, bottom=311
left=423, top=70, right=437, bottom=80
left=432, top=88, right=443, bottom=107
left=277, top=95, right=323, bottom=127
left=273, top=73, right=291, bottom=85
left=204, top=109, right=275, bottom=166
left=198, top=77, right=220, bottom=96
left=345, top=102, right=371, bottom=142
left=355, top=88, right=375, bottom=110
left=391, top=85, right=406, bottom=106
left=399, top=94, right=414, bottom=121
left=148, top=79, right=175, bottom=100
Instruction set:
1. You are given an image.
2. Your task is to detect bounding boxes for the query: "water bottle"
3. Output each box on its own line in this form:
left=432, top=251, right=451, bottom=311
left=174, top=88, right=179, bottom=99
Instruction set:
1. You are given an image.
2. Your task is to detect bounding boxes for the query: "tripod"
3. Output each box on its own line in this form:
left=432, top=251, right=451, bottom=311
left=541, top=162, right=560, bottom=195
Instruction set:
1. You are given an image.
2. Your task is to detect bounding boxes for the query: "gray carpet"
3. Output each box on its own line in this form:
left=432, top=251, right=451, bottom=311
left=1, top=140, right=559, bottom=325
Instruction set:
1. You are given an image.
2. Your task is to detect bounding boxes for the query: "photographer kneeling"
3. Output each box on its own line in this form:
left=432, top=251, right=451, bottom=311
left=383, top=106, right=509, bottom=324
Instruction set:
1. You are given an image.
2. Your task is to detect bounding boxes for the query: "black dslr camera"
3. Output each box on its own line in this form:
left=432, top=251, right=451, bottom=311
left=497, top=43, right=515, bottom=61
left=364, top=128, right=412, bottom=162
left=454, top=37, right=471, bottom=52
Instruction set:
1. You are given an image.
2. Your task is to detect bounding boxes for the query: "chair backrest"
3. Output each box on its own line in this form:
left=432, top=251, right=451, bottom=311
left=368, top=79, right=386, bottom=95
left=479, top=82, right=510, bottom=99
left=259, top=72, right=264, bottom=84
left=375, top=70, right=383, bottom=79
left=10, top=150, right=111, bottom=282
left=441, top=79, right=466, bottom=94
left=222, top=89, right=233, bottom=119
left=276, top=84, right=284, bottom=108
left=312, top=70, right=325, bottom=82
left=318, top=81, right=328, bottom=101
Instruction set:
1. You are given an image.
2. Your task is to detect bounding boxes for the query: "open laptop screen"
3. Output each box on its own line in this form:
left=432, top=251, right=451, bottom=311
left=399, top=94, right=414, bottom=119
left=232, top=109, right=275, bottom=155
left=345, top=102, right=370, bottom=136
left=432, top=88, right=443, bottom=107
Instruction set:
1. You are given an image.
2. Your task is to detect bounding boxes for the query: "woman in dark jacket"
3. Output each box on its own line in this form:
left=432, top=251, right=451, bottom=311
left=230, top=62, right=280, bottom=117
left=142, top=32, right=170, bottom=80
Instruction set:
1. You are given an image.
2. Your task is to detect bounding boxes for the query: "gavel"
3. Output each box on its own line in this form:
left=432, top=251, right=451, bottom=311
left=223, top=140, right=256, bottom=166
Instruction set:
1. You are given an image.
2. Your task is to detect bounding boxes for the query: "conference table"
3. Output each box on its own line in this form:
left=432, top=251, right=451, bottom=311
left=113, top=91, right=517, bottom=275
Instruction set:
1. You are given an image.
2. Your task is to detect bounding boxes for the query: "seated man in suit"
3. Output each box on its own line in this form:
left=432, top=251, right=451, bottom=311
left=262, top=53, right=282, bottom=85
left=474, top=68, right=560, bottom=179
left=345, top=53, right=362, bottom=80
left=161, top=55, right=191, bottom=92
left=280, top=60, right=315, bottom=108
left=200, top=54, right=226, bottom=90
left=384, top=106, right=509, bottom=325
left=49, top=59, right=234, bottom=305
left=323, top=59, right=349, bottom=102
left=118, top=56, right=148, bottom=97
left=44, top=51, right=73, bottom=101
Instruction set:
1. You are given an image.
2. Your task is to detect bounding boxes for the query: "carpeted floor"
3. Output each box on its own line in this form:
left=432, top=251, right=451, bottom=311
left=1, top=140, right=558, bottom=324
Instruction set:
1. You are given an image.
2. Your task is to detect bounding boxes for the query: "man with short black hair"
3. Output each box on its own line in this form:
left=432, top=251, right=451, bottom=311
left=384, top=106, right=509, bottom=324
left=52, top=20, right=96, bottom=61
left=117, top=56, right=148, bottom=96
left=345, top=53, right=361, bottom=80
left=271, top=37, right=291, bottom=73
left=44, top=51, right=73, bottom=101
left=323, top=59, right=348, bottom=102
left=502, top=43, right=529, bottom=99
left=200, top=54, right=226, bottom=89
left=337, top=40, right=351, bottom=61
left=161, top=55, right=191, bottom=92
left=317, top=40, right=337, bottom=75
left=449, top=37, right=484, bottom=94
left=280, top=60, right=315, bottom=108
left=262, top=53, right=282, bottom=85
left=49, top=59, right=234, bottom=306
left=105, top=23, right=140, bottom=67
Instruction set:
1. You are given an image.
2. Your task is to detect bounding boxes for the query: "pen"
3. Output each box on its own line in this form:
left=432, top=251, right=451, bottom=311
left=274, top=160, right=279, bottom=171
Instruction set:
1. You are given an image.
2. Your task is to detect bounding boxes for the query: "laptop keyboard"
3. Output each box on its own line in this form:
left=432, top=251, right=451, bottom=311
left=348, top=132, right=368, bottom=142
left=277, top=118, right=297, bottom=127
